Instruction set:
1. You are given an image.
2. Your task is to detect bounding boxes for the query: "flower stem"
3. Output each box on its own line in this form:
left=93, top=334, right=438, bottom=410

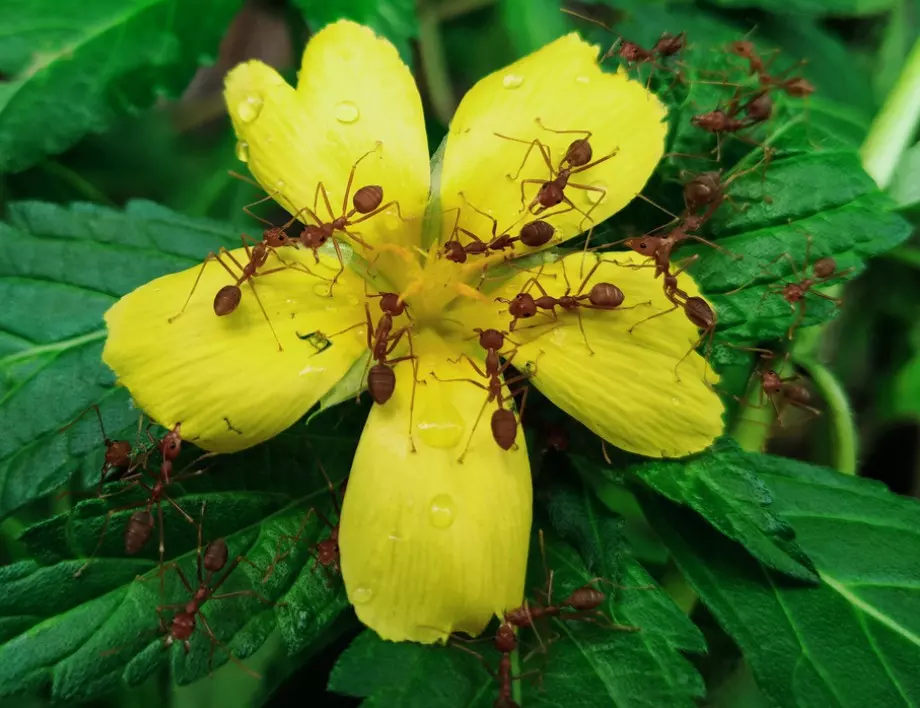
left=418, top=2, right=457, bottom=127
left=860, top=36, right=920, bottom=189
left=511, top=645, right=523, bottom=705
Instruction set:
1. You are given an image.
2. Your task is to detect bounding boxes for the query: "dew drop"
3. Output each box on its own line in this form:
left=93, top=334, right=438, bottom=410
left=416, top=399, right=465, bottom=448
left=234, top=140, right=249, bottom=163
left=586, top=181, right=607, bottom=204
left=428, top=494, right=455, bottom=529
left=671, top=396, right=681, bottom=406
left=575, top=75, right=590, bottom=85
left=237, top=95, right=263, bottom=123
left=345, top=294, right=360, bottom=306
left=351, top=586, right=373, bottom=605
left=334, top=100, right=360, bottom=123
left=502, top=74, right=524, bottom=89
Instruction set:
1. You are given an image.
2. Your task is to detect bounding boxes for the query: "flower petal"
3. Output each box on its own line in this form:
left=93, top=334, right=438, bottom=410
left=224, top=20, right=430, bottom=252
left=437, top=32, right=666, bottom=254
left=103, top=249, right=367, bottom=453
left=339, top=331, right=531, bottom=643
left=453, top=252, right=724, bottom=458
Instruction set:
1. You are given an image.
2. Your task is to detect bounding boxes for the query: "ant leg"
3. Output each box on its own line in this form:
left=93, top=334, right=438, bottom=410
left=341, top=144, right=382, bottom=215
left=675, top=325, right=715, bottom=383
left=493, top=135, right=555, bottom=180
left=407, top=331, right=418, bottom=453
left=197, top=611, right=262, bottom=679
left=575, top=309, right=594, bottom=356
left=570, top=147, right=619, bottom=174
left=458, top=394, right=492, bottom=463
left=168, top=252, right=239, bottom=323
left=348, top=200, right=406, bottom=226
left=73, top=500, right=146, bottom=578
left=518, top=179, right=546, bottom=212
left=627, top=304, right=679, bottom=334
left=244, top=279, right=284, bottom=352
left=444, top=353, right=489, bottom=379
left=685, top=235, right=738, bottom=258
left=327, top=237, right=347, bottom=293
left=430, top=372, right=490, bottom=391
left=786, top=303, right=807, bottom=340
left=458, top=192, right=500, bottom=241
left=535, top=119, right=592, bottom=142
left=810, top=290, right=843, bottom=305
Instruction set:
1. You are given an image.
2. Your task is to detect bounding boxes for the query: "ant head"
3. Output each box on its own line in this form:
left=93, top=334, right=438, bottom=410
left=172, top=612, right=196, bottom=640
left=519, top=220, right=554, bottom=248
left=105, top=440, right=133, bottom=467
left=624, top=235, right=662, bottom=257
left=379, top=292, right=405, bottom=316
left=159, top=424, right=182, bottom=461
left=353, top=185, right=384, bottom=214
left=494, top=623, right=517, bottom=653
left=728, top=40, right=755, bottom=58
left=263, top=226, right=289, bottom=248
left=785, top=77, right=815, bottom=98
left=746, top=92, right=773, bottom=120
left=762, top=370, right=783, bottom=393
left=564, top=139, right=593, bottom=167
left=476, top=328, right=505, bottom=351
left=301, top=225, right=325, bottom=248
left=655, top=32, right=686, bottom=56
left=782, top=283, right=805, bottom=302
left=812, top=257, right=836, bottom=279
left=619, top=41, right=642, bottom=61
left=683, top=296, right=715, bottom=328
left=443, top=241, right=467, bottom=263
left=690, top=111, right=724, bottom=131
left=213, top=285, right=242, bottom=316
left=509, top=293, right=537, bottom=318
left=538, top=182, right=564, bottom=208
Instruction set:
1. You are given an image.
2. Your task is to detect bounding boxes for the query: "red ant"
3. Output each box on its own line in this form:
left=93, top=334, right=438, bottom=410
left=496, top=119, right=618, bottom=227
left=727, top=233, right=851, bottom=340
left=732, top=349, right=822, bottom=424
left=59, top=405, right=150, bottom=494
left=156, top=504, right=277, bottom=677
left=261, top=459, right=345, bottom=585
left=168, top=192, right=328, bottom=351
left=432, top=328, right=531, bottom=460
left=442, top=201, right=556, bottom=264
left=728, top=41, right=814, bottom=98
left=74, top=424, right=208, bottom=578
left=496, top=257, right=646, bottom=355
left=690, top=94, right=766, bottom=162
left=295, top=144, right=406, bottom=291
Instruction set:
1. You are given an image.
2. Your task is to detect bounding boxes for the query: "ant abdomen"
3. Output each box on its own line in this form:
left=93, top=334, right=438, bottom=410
left=519, top=220, right=554, bottom=248
left=124, top=510, right=154, bottom=554
left=203, top=539, right=229, bottom=575
left=589, top=282, right=625, bottom=308
left=105, top=440, right=133, bottom=468
left=368, top=363, right=396, bottom=404
left=566, top=586, right=605, bottom=611
left=812, top=257, right=836, bottom=279
left=353, top=185, right=384, bottom=214
left=214, top=285, right=243, bottom=316
left=491, top=408, right=517, bottom=450
left=565, top=139, right=593, bottom=167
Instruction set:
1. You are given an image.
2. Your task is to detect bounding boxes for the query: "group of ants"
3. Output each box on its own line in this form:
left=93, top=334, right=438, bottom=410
left=52, top=24, right=850, bottom=707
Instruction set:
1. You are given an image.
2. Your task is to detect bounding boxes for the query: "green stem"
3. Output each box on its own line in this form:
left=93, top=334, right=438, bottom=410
left=38, top=161, right=115, bottom=206
left=860, top=36, right=920, bottom=189
left=418, top=2, right=457, bottom=126
left=511, top=646, right=522, bottom=705
left=730, top=354, right=793, bottom=453
left=793, top=357, right=857, bottom=475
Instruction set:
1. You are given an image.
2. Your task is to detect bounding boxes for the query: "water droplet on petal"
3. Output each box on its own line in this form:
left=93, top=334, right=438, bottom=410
left=334, top=100, right=360, bottom=123
left=237, top=95, right=263, bottom=123
left=586, top=181, right=607, bottom=204
left=428, top=494, right=455, bottom=529
left=346, top=294, right=360, bottom=306
left=351, top=586, right=373, bottom=604
left=575, top=75, right=590, bottom=85
left=234, top=140, right=249, bottom=163
left=671, top=396, right=681, bottom=406
left=416, top=399, right=465, bottom=448
left=502, top=74, right=524, bottom=89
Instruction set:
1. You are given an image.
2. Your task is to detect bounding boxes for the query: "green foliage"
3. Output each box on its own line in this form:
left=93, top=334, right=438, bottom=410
left=644, top=452, right=920, bottom=706
left=0, top=201, right=236, bottom=520
left=706, top=0, right=897, bottom=15
left=0, top=0, right=242, bottom=174
left=294, top=0, right=418, bottom=63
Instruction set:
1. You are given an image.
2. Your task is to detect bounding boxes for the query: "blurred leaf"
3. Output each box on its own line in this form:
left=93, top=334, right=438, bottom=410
left=619, top=441, right=818, bottom=581
left=705, top=0, right=896, bottom=15
left=441, top=6, right=516, bottom=94
left=644, top=453, right=920, bottom=707
left=889, top=141, right=920, bottom=212
left=500, top=0, right=571, bottom=55
left=294, top=0, right=418, bottom=64
left=0, top=0, right=242, bottom=173
left=0, top=201, right=238, bottom=520
left=874, top=1, right=920, bottom=102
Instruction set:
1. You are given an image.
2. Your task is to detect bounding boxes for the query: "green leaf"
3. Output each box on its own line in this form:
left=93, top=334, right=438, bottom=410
left=621, top=441, right=818, bottom=582
left=889, top=141, right=920, bottom=212
left=294, top=0, right=418, bottom=64
left=705, top=0, right=896, bottom=16
left=0, top=425, right=355, bottom=701
left=644, top=453, right=920, bottom=707
left=0, top=201, right=236, bottom=520
left=0, top=0, right=242, bottom=173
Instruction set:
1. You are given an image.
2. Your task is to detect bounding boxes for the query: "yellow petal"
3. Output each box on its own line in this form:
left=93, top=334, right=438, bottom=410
left=437, top=32, right=667, bottom=255
left=339, top=331, right=531, bottom=642
left=453, top=252, right=724, bottom=458
left=103, top=249, right=367, bottom=453
left=224, top=20, right=430, bottom=255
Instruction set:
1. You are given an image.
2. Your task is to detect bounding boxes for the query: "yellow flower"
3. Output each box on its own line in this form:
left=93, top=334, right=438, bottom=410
left=102, top=21, right=724, bottom=643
